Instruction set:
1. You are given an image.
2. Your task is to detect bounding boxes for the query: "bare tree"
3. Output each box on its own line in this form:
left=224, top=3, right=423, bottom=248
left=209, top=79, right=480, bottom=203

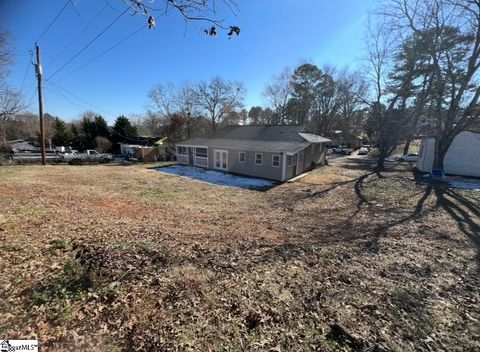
left=263, top=67, right=293, bottom=125
left=148, top=82, right=177, bottom=118
left=0, top=31, right=24, bottom=144
left=363, top=16, right=428, bottom=169
left=0, top=31, right=13, bottom=83
left=175, top=82, right=198, bottom=138
left=239, top=108, right=248, bottom=125
left=332, top=69, right=369, bottom=142
left=0, top=89, right=24, bottom=143
left=148, top=81, right=206, bottom=139
left=94, top=136, right=112, bottom=153
left=309, top=66, right=342, bottom=136
left=193, top=77, right=245, bottom=131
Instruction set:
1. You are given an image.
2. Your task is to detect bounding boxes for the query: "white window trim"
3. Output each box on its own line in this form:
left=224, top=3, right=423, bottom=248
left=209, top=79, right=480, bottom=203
left=193, top=147, right=208, bottom=167
left=272, top=154, right=280, bottom=168
left=177, top=146, right=188, bottom=155
left=193, top=147, right=208, bottom=158
left=239, top=151, right=246, bottom=163
left=255, top=153, right=263, bottom=165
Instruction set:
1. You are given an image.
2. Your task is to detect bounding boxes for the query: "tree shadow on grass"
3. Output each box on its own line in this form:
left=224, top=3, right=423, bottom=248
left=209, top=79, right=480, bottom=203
left=332, top=156, right=378, bottom=172
left=434, top=185, right=480, bottom=271
left=362, top=184, right=433, bottom=253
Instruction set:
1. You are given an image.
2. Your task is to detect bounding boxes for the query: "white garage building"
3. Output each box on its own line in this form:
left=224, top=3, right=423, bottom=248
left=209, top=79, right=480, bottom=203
left=417, top=131, right=480, bottom=177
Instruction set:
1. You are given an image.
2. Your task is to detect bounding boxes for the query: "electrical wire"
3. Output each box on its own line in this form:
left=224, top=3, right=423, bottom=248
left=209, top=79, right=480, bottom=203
left=46, top=84, right=86, bottom=114
left=53, top=24, right=147, bottom=83
left=25, top=80, right=37, bottom=108
left=45, top=6, right=130, bottom=82
left=19, top=50, right=33, bottom=92
left=50, top=82, right=115, bottom=118
left=46, top=3, right=110, bottom=69
left=36, top=0, right=71, bottom=43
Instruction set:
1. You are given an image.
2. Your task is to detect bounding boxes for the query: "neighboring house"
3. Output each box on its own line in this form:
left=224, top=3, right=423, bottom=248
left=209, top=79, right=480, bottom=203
left=175, top=125, right=331, bottom=181
left=119, top=143, right=138, bottom=157
left=119, top=143, right=166, bottom=162
left=417, top=131, right=480, bottom=177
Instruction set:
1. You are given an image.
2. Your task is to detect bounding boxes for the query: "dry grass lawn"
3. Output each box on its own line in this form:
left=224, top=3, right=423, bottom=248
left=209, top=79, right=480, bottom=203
left=0, top=158, right=479, bottom=351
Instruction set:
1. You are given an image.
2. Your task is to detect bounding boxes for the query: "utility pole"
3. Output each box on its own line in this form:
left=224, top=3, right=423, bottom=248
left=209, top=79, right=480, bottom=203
left=34, top=43, right=46, bottom=165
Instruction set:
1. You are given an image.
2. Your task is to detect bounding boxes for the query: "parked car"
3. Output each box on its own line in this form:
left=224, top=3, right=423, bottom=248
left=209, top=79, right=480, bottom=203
left=358, top=147, right=369, bottom=155
left=60, top=150, right=113, bottom=165
left=333, top=146, right=353, bottom=155
left=394, top=153, right=418, bottom=162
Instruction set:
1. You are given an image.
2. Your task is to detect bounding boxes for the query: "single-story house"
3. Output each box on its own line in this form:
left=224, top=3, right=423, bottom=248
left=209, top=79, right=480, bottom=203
left=119, top=143, right=166, bottom=161
left=119, top=143, right=138, bottom=157
left=417, top=131, right=480, bottom=177
left=175, top=125, right=331, bottom=181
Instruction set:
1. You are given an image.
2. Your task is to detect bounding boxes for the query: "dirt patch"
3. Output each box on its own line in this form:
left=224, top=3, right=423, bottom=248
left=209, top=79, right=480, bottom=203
left=86, top=198, right=149, bottom=219
left=0, top=186, right=19, bottom=196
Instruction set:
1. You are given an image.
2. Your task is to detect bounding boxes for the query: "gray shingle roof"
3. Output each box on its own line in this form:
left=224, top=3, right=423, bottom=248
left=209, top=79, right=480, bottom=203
left=178, top=125, right=330, bottom=153
left=298, top=133, right=331, bottom=143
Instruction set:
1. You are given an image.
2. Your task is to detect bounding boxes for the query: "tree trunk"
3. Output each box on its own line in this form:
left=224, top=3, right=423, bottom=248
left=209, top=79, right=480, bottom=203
left=432, top=137, right=447, bottom=170
left=211, top=118, right=217, bottom=132
left=402, top=139, right=411, bottom=155
left=377, top=149, right=387, bottom=170
left=0, top=123, right=5, bottom=145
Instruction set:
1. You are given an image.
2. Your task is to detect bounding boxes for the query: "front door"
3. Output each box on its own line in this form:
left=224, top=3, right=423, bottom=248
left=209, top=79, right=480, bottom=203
left=292, top=153, right=298, bottom=177
left=214, top=149, right=228, bottom=171
left=297, top=150, right=304, bottom=174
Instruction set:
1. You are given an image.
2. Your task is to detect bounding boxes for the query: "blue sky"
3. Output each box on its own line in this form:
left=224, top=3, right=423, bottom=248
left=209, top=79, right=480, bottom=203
left=1, top=0, right=378, bottom=123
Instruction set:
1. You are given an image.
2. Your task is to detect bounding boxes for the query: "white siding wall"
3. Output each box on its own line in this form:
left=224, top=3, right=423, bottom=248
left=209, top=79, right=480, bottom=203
left=444, top=131, right=480, bottom=177
left=417, top=132, right=480, bottom=177
left=417, top=138, right=435, bottom=172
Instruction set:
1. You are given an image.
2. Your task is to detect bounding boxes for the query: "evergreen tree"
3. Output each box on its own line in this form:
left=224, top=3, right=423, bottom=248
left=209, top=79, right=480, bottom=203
left=80, top=115, right=110, bottom=149
left=51, top=117, right=72, bottom=146
left=70, top=123, right=83, bottom=150
left=112, top=115, right=137, bottom=143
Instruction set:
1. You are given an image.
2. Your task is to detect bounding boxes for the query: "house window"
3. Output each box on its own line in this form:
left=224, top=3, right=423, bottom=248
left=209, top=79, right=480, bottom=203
left=194, top=147, right=207, bottom=158
left=287, top=155, right=292, bottom=166
left=239, top=152, right=246, bottom=163
left=272, top=154, right=280, bottom=167
left=311, top=144, right=315, bottom=155
left=255, top=153, right=263, bottom=165
left=299, top=151, right=304, bottom=163
left=177, top=146, right=188, bottom=155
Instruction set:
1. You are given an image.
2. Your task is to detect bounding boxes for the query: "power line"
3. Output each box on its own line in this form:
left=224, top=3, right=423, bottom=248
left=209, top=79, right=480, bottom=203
left=46, top=3, right=110, bottom=69
left=36, top=0, right=71, bottom=43
left=46, top=84, right=86, bottom=114
left=54, top=24, right=147, bottom=82
left=45, top=6, right=130, bottom=82
left=50, top=82, right=115, bottom=118
left=19, top=50, right=34, bottom=92
left=25, top=80, right=37, bottom=108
